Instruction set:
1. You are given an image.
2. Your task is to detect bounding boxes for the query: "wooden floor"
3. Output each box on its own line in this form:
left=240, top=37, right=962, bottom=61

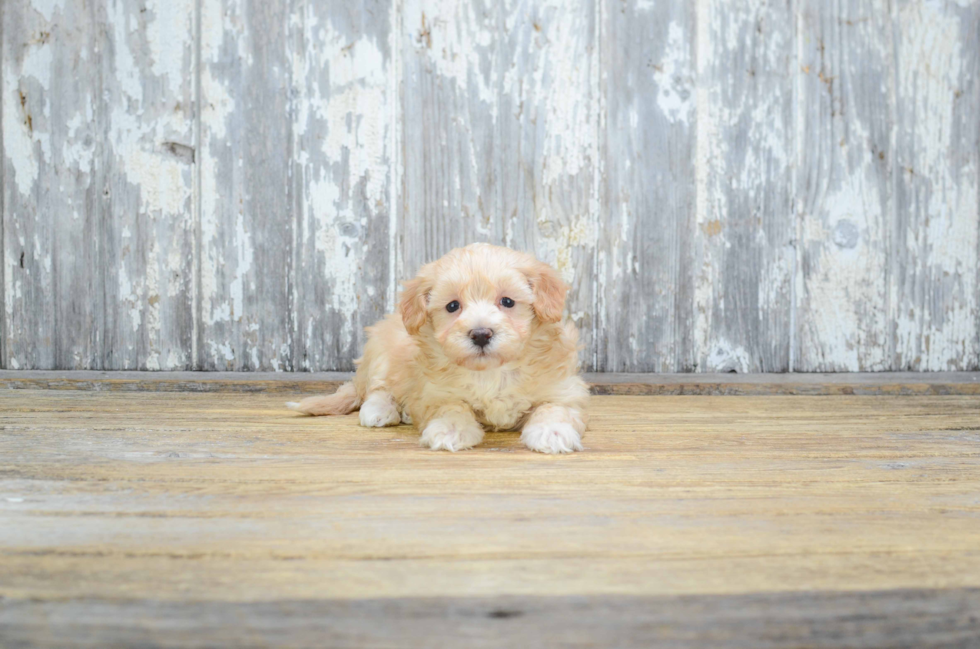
left=1, top=388, right=979, bottom=647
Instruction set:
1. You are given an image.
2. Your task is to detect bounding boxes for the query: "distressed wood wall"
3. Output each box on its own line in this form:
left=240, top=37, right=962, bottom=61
left=2, top=0, right=978, bottom=372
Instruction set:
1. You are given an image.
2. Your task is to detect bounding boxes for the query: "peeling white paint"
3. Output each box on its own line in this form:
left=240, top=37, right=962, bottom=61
left=404, top=0, right=497, bottom=111
left=4, top=38, right=53, bottom=197
left=892, top=0, right=979, bottom=370
left=3, top=0, right=978, bottom=373
left=292, top=7, right=392, bottom=362
left=144, top=0, right=194, bottom=92
left=803, top=172, right=889, bottom=370
left=31, top=0, right=65, bottom=22
left=199, top=65, right=237, bottom=329
left=228, top=213, right=254, bottom=321
left=61, top=113, right=94, bottom=176
left=653, top=22, right=693, bottom=124
left=705, top=338, right=751, bottom=373
left=694, top=0, right=719, bottom=365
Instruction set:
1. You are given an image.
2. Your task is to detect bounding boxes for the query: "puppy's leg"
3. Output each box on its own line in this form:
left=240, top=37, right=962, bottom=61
left=521, top=404, right=587, bottom=454
left=419, top=405, right=485, bottom=452
left=359, top=391, right=403, bottom=428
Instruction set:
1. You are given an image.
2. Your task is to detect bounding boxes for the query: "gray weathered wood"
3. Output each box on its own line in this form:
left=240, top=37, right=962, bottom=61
left=694, top=0, right=796, bottom=373
left=398, top=0, right=501, bottom=278
left=2, top=589, right=979, bottom=648
left=2, top=0, right=979, bottom=373
left=495, top=0, right=598, bottom=364
left=198, top=0, right=293, bottom=370
left=0, top=1, right=5, bottom=370
left=290, top=0, right=392, bottom=372
left=598, top=0, right=696, bottom=372
left=796, top=0, right=894, bottom=372
left=892, top=0, right=979, bottom=371
left=2, top=0, right=104, bottom=369
left=398, top=0, right=598, bottom=363
left=1, top=369, right=978, bottom=396
left=2, top=389, right=980, bottom=646
left=102, top=0, right=197, bottom=370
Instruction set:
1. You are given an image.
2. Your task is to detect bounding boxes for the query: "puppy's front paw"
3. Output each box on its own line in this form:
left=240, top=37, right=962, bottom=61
left=420, top=417, right=484, bottom=452
left=521, top=422, right=583, bottom=454
left=359, top=394, right=402, bottom=428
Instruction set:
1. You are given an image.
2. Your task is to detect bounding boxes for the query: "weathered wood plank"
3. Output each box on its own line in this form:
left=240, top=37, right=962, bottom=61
left=101, top=0, right=197, bottom=370
left=0, top=389, right=979, bottom=646
left=2, top=1, right=104, bottom=369
left=0, top=1, right=5, bottom=370
left=496, top=0, right=598, bottom=367
left=3, top=589, right=979, bottom=649
left=892, top=0, right=979, bottom=371
left=399, top=0, right=598, bottom=368
left=694, top=0, right=795, bottom=372
left=796, top=0, right=894, bottom=372
left=398, top=0, right=500, bottom=276
left=2, top=0, right=979, bottom=374
left=198, top=0, right=293, bottom=370
left=289, top=0, right=392, bottom=372
left=1, top=369, right=979, bottom=395
left=598, top=0, right=696, bottom=372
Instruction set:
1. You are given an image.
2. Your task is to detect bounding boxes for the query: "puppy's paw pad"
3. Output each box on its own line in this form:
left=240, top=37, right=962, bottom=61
left=359, top=400, right=402, bottom=428
left=420, top=418, right=484, bottom=452
left=521, top=422, right=583, bottom=454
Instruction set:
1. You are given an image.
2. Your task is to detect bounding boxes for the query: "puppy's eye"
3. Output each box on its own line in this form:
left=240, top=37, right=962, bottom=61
left=446, top=300, right=460, bottom=313
left=500, top=297, right=515, bottom=308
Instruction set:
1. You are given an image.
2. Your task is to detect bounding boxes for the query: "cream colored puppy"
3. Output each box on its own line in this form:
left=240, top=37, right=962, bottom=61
left=287, top=243, right=589, bottom=453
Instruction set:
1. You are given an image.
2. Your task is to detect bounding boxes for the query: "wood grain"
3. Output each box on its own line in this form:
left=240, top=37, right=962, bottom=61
left=3, top=590, right=979, bottom=648
left=102, top=0, right=198, bottom=370
left=0, top=0, right=5, bottom=370
left=598, top=0, right=696, bottom=373
left=497, top=0, right=599, bottom=367
left=694, top=0, right=796, bottom=373
left=198, top=0, right=293, bottom=370
left=796, top=0, right=893, bottom=372
left=398, top=0, right=598, bottom=360
left=398, top=0, right=500, bottom=277
left=1, top=370, right=979, bottom=395
left=2, top=0, right=103, bottom=369
left=290, top=0, right=392, bottom=372
left=2, top=0, right=980, bottom=373
left=892, top=0, right=979, bottom=371
left=1, top=390, right=979, bottom=644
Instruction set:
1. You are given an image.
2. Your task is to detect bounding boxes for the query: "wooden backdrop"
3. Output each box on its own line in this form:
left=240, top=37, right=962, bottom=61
left=2, top=0, right=978, bottom=373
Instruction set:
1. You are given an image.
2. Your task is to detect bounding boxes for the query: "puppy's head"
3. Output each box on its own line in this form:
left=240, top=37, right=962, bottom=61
left=399, top=244, right=568, bottom=370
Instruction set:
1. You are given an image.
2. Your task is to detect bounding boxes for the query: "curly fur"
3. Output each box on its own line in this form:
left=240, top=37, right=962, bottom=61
left=288, top=244, right=589, bottom=453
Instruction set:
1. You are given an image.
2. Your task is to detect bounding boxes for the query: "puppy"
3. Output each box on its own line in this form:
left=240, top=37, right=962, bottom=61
left=287, top=243, right=589, bottom=453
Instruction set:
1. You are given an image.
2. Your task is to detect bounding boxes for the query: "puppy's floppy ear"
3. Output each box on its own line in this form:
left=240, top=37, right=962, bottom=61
left=523, top=260, right=568, bottom=324
left=399, top=276, right=431, bottom=334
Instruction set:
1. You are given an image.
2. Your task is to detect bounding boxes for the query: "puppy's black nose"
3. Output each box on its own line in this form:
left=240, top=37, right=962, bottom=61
left=469, top=328, right=493, bottom=348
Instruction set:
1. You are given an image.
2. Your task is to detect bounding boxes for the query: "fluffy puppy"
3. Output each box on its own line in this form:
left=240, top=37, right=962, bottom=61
left=288, top=243, right=589, bottom=453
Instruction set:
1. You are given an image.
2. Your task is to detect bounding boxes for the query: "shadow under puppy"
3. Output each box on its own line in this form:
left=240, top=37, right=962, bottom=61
left=288, top=243, right=589, bottom=453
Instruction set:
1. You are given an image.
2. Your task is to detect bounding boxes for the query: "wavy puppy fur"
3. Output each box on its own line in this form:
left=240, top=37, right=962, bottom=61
left=288, top=244, right=589, bottom=453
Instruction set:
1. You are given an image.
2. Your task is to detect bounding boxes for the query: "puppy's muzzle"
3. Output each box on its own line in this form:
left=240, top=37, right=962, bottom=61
left=469, top=328, right=493, bottom=348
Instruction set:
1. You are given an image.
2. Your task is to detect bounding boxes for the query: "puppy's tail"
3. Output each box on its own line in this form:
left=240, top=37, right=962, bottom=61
left=286, top=382, right=361, bottom=416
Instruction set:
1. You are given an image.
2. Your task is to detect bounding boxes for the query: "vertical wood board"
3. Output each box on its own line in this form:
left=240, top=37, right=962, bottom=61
left=101, top=0, right=197, bottom=370
left=598, top=0, right=696, bottom=372
left=2, top=0, right=104, bottom=369
left=289, top=0, right=392, bottom=372
left=796, top=0, right=894, bottom=372
left=694, top=0, right=796, bottom=373
left=198, top=0, right=293, bottom=370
